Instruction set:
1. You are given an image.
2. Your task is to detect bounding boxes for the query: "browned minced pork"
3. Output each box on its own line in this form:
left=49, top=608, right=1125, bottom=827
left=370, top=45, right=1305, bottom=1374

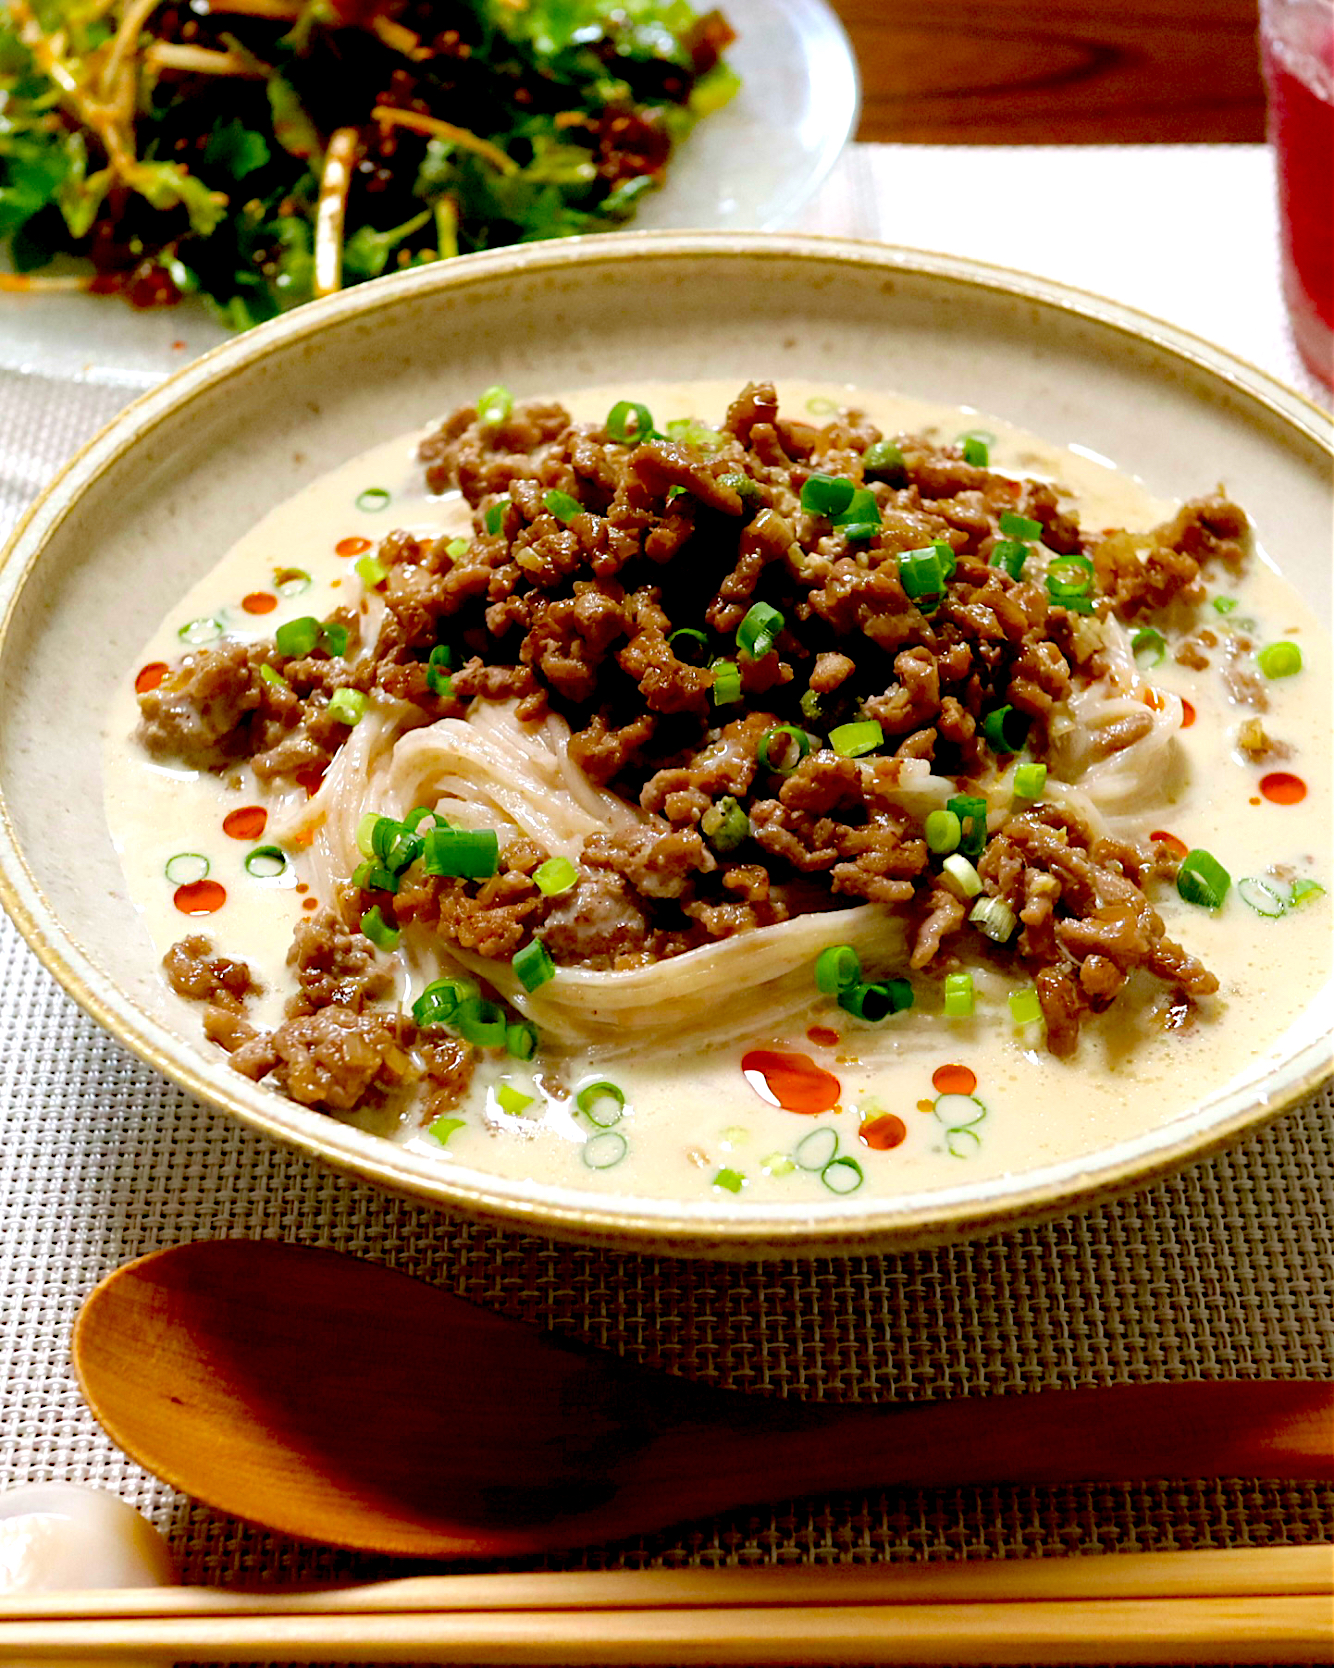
left=163, top=935, right=259, bottom=1012
left=151, top=383, right=1238, bottom=1068
left=262, top=1008, right=412, bottom=1113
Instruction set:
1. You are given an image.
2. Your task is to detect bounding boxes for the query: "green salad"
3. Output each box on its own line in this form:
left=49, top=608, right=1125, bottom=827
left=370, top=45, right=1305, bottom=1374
left=0, top=0, right=737, bottom=325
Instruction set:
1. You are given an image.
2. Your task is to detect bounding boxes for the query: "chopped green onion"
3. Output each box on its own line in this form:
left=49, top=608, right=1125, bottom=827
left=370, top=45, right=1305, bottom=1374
left=484, top=503, right=504, bottom=536
left=713, top=1167, right=745, bottom=1193
left=701, top=795, right=750, bottom=853
left=607, top=400, right=656, bottom=444
left=275, top=615, right=321, bottom=657
left=940, top=854, right=983, bottom=900
left=427, top=1115, right=466, bottom=1146
left=761, top=1153, right=796, bottom=1177
left=178, top=616, right=223, bottom=645
left=829, top=719, right=883, bottom=758
left=794, top=1127, right=838, bottom=1170
left=355, top=555, right=388, bottom=589
left=959, top=434, right=990, bottom=467
left=355, top=487, right=391, bottom=513
left=320, top=621, right=350, bottom=658
left=981, top=705, right=1029, bottom=754
left=1176, top=848, right=1231, bottom=909
left=991, top=539, right=1030, bottom=580
left=456, top=996, right=507, bottom=1048
left=244, top=845, right=286, bottom=878
left=495, top=1081, right=534, bottom=1115
left=1012, top=762, right=1047, bottom=801
left=543, top=489, right=582, bottom=524
left=757, top=725, right=813, bottom=774
left=898, top=546, right=946, bottom=599
left=328, top=687, right=367, bottom=726
left=838, top=979, right=914, bottom=1021
left=1212, top=595, right=1239, bottom=615
left=1131, top=627, right=1167, bottom=668
left=665, top=417, right=722, bottom=453
left=360, top=905, right=399, bottom=951
left=832, top=486, right=882, bottom=537
left=1009, top=987, right=1042, bottom=1025
left=924, top=809, right=961, bottom=855
left=943, top=971, right=975, bottom=1018
left=259, top=664, right=290, bottom=691
left=1290, top=877, right=1326, bottom=907
left=799, top=687, right=823, bottom=723
left=165, top=852, right=209, bottom=885
left=1257, top=640, right=1303, bottom=678
left=354, top=862, right=400, bottom=894
left=576, top=1080, right=625, bottom=1126
left=863, top=439, right=904, bottom=474
left=476, top=384, right=512, bottom=430
left=506, top=1020, right=539, bottom=1060
left=427, top=667, right=454, bottom=699
left=1237, top=876, right=1288, bottom=918
left=711, top=659, right=742, bottom=705
left=947, top=794, right=989, bottom=857
left=274, top=568, right=311, bottom=596
left=820, top=1156, right=864, bottom=1194
left=1046, top=554, right=1095, bottom=599
left=356, top=812, right=384, bottom=859
left=1000, top=511, right=1044, bottom=541
left=582, top=1130, right=628, bottom=1169
left=737, top=601, right=785, bottom=659
left=668, top=628, right=710, bottom=664
left=445, top=537, right=469, bottom=560
left=970, top=896, right=1017, bottom=942
left=429, top=644, right=454, bottom=671
left=815, top=944, right=862, bottom=995
left=412, top=975, right=478, bottom=1028
left=421, top=827, right=499, bottom=880
left=534, top=856, right=578, bottom=896
left=800, top=473, right=856, bottom=518
left=512, top=937, right=555, bottom=992
left=934, top=540, right=958, bottom=578
left=404, top=806, right=448, bottom=833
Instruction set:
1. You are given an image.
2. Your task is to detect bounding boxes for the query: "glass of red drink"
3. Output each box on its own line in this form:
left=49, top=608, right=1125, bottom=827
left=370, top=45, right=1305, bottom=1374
left=1259, top=0, right=1334, bottom=386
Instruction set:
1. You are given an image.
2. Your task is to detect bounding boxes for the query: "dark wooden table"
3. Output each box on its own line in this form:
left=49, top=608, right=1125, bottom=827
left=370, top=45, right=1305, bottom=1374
left=830, top=0, right=1268, bottom=144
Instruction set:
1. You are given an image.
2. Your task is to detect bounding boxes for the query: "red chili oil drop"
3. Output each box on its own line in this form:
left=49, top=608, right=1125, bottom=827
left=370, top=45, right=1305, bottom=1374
left=336, top=536, right=373, bottom=557
left=1250, top=796, right=1262, bottom=806
left=295, top=763, right=327, bottom=797
left=1180, top=699, right=1196, bottom=728
left=806, top=1025, right=840, bottom=1048
left=1260, top=771, right=1307, bottom=805
left=174, top=879, right=226, bottom=916
left=932, top=1063, right=977, bottom=1097
left=295, top=882, right=309, bottom=895
left=916, top=1099, right=935, bottom=1114
left=223, top=805, right=267, bottom=840
left=859, top=1113, right=908, bottom=1151
left=1149, top=829, right=1189, bottom=857
left=741, top=1049, right=841, bottom=1115
left=302, top=896, right=319, bottom=909
left=171, top=340, right=186, bottom=351
left=242, top=591, right=278, bottom=615
left=135, top=661, right=168, bottom=694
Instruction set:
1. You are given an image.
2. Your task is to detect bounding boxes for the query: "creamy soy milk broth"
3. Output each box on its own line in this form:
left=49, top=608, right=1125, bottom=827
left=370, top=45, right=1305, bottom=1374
left=102, top=382, right=1332, bottom=1203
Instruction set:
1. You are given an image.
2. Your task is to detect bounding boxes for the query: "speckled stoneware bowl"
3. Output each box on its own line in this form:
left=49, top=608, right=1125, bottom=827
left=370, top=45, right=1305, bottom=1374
left=0, top=233, right=1330, bottom=1256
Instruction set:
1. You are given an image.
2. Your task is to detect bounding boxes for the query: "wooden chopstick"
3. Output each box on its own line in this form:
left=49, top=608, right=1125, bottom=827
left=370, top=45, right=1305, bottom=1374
left=0, top=1545, right=1329, bottom=1618
left=0, top=1548, right=1328, bottom=1663
left=0, top=1594, right=1328, bottom=1664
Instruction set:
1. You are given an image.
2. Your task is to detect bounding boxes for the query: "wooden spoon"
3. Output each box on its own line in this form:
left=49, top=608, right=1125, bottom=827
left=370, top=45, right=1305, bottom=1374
left=73, top=1239, right=1332, bottom=1558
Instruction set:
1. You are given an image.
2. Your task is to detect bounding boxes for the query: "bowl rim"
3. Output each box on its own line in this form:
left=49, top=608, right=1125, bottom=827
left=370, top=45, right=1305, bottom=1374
left=0, top=229, right=1331, bottom=1255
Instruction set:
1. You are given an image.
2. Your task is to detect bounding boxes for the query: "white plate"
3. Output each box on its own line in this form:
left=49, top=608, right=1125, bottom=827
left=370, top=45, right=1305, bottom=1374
left=0, top=0, right=857, bottom=391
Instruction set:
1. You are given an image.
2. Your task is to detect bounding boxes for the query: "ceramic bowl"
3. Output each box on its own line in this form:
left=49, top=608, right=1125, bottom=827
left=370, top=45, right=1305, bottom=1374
left=0, top=232, right=1330, bottom=1255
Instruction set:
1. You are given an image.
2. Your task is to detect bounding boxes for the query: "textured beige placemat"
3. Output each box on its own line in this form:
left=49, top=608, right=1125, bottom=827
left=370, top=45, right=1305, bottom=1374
left=0, top=149, right=1331, bottom=1666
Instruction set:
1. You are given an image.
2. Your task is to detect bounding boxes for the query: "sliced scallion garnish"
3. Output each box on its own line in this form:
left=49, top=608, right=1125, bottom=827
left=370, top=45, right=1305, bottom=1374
left=476, top=384, right=512, bottom=430
left=259, top=664, right=290, bottom=691
left=999, top=511, right=1043, bottom=541
left=924, top=809, right=961, bottom=855
left=576, top=1080, right=626, bottom=1127
left=543, top=489, right=582, bottom=524
left=1012, top=761, right=1047, bottom=801
left=274, top=568, right=311, bottom=596
left=1237, top=876, right=1288, bottom=917
left=1257, top=640, right=1302, bottom=678
left=484, top=503, right=504, bottom=536
left=829, top=719, right=883, bottom=758
left=275, top=615, right=321, bottom=658
left=943, top=971, right=975, bottom=1018
left=495, top=1080, right=534, bottom=1115
left=360, top=905, right=400, bottom=951
left=711, top=659, right=742, bottom=705
left=607, top=400, right=656, bottom=444
left=991, top=539, right=1029, bottom=580
left=1212, top=595, right=1239, bottom=615
left=355, top=487, right=391, bottom=512
left=178, top=616, right=223, bottom=645
left=668, top=627, right=710, bottom=664
left=946, top=794, right=988, bottom=856
left=981, top=705, right=1029, bottom=754
left=800, top=473, right=856, bottom=518
left=244, top=845, right=286, bottom=879
left=320, top=621, right=350, bottom=658
left=959, top=432, right=990, bottom=467
left=838, top=979, right=913, bottom=1021
left=506, top=1020, right=539, bottom=1060
left=737, top=600, right=784, bottom=660
left=582, top=1130, right=628, bottom=1169
left=1290, top=877, right=1326, bottom=907
left=863, top=439, right=904, bottom=474
left=820, top=1155, right=864, bottom=1194
left=701, top=795, right=750, bottom=853
left=355, top=554, right=389, bottom=589
left=1176, top=848, right=1231, bottom=909
left=534, top=856, right=578, bottom=896
left=165, top=852, right=209, bottom=885
left=455, top=996, right=506, bottom=1048
left=445, top=537, right=469, bottom=560
left=940, top=853, right=983, bottom=900
left=757, top=725, right=812, bottom=774
left=427, top=1115, right=466, bottom=1146
left=713, top=1167, right=745, bottom=1193
left=815, top=944, right=861, bottom=995
left=1008, top=986, right=1042, bottom=1024
left=421, top=827, right=500, bottom=880
left=970, top=896, right=1017, bottom=942
left=411, top=977, right=477, bottom=1028
left=512, top=937, right=555, bottom=992
left=794, top=1126, right=838, bottom=1171
left=898, top=546, right=946, bottom=600
left=328, top=687, right=367, bottom=726
left=1131, top=627, right=1167, bottom=668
